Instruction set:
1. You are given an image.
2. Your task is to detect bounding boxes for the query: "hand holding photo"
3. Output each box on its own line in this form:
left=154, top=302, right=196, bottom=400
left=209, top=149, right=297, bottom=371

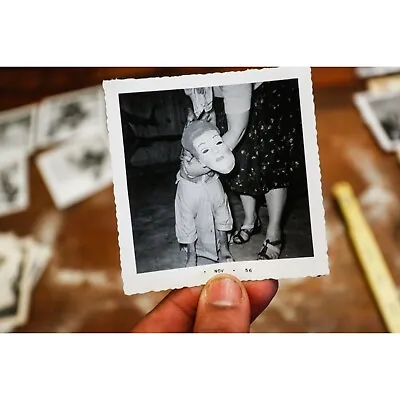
left=103, top=67, right=329, bottom=295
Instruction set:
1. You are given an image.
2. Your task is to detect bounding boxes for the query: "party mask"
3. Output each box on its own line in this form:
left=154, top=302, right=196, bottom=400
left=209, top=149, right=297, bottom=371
left=182, top=120, right=235, bottom=174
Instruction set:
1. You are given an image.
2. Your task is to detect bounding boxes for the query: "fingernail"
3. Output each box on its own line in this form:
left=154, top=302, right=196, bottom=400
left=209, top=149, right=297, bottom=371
left=205, top=276, right=243, bottom=307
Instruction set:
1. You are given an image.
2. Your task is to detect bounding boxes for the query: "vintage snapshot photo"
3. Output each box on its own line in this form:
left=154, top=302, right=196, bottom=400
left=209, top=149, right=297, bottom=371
left=0, top=233, right=52, bottom=333
left=0, top=233, right=31, bottom=330
left=35, top=85, right=107, bottom=149
left=354, top=89, right=400, bottom=152
left=0, top=152, right=29, bottom=218
left=36, top=132, right=113, bottom=210
left=103, top=67, right=329, bottom=295
left=355, top=67, right=400, bottom=79
left=21, top=236, right=52, bottom=288
left=0, top=103, right=38, bottom=155
left=367, top=75, right=400, bottom=93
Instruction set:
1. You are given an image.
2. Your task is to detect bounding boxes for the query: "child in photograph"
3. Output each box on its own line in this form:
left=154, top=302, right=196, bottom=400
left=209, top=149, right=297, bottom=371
left=175, top=119, right=236, bottom=267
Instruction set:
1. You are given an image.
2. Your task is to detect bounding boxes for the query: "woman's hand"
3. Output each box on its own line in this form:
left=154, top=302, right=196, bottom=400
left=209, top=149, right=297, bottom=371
left=201, top=109, right=217, bottom=125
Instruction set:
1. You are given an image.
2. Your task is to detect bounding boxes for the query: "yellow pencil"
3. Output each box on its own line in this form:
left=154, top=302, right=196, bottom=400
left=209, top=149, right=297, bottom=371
left=332, top=181, right=400, bottom=333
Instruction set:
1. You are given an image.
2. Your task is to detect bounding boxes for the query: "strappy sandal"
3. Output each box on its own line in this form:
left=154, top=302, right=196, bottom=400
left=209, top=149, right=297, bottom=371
left=258, top=235, right=285, bottom=260
left=232, top=217, right=262, bottom=245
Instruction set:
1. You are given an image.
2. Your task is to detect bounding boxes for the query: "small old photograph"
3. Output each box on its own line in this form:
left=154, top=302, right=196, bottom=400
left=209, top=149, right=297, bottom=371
left=0, top=153, right=29, bottom=218
left=35, top=85, right=107, bottom=149
left=103, top=67, right=329, bottom=295
left=354, top=89, right=400, bottom=152
left=0, top=104, right=37, bottom=155
left=0, top=233, right=30, bottom=330
left=355, top=67, right=400, bottom=79
left=36, top=132, right=113, bottom=210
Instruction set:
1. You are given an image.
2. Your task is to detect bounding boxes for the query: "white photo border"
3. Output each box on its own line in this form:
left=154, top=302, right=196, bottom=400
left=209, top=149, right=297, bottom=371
left=353, top=89, right=400, bottom=153
left=103, top=67, right=329, bottom=295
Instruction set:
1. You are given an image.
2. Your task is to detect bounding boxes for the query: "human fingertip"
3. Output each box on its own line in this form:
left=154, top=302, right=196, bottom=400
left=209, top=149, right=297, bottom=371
left=203, top=274, right=245, bottom=308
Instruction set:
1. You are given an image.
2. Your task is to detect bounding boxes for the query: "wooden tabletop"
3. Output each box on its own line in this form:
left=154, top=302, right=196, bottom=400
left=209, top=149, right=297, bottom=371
left=1, top=67, right=399, bottom=333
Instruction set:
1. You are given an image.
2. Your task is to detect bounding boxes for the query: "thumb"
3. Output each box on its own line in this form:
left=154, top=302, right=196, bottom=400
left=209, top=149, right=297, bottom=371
left=193, top=274, right=251, bottom=333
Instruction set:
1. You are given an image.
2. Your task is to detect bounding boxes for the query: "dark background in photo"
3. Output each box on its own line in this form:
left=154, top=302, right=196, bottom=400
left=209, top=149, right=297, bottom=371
left=118, top=80, right=314, bottom=274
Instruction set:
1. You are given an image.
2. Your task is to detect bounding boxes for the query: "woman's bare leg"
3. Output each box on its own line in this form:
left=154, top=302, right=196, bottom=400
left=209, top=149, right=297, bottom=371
left=263, top=188, right=287, bottom=258
left=232, top=194, right=258, bottom=243
left=240, top=194, right=257, bottom=228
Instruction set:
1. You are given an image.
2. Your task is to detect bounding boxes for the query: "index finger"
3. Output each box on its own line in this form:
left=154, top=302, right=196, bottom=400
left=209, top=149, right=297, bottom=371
left=132, top=279, right=278, bottom=333
left=132, top=286, right=202, bottom=333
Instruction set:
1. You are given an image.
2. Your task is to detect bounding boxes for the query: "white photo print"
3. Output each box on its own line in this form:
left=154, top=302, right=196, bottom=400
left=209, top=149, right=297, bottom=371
left=0, top=104, right=37, bottom=155
left=354, top=89, right=400, bottom=152
left=355, top=67, right=400, bottom=79
left=36, top=132, right=113, bottom=209
left=0, top=153, right=29, bottom=218
left=0, top=233, right=30, bottom=329
left=35, top=85, right=107, bottom=149
left=103, top=67, right=329, bottom=295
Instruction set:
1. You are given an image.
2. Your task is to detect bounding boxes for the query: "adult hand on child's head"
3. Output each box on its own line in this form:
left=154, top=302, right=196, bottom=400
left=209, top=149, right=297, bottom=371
left=132, top=274, right=278, bottom=333
left=200, top=110, right=217, bottom=125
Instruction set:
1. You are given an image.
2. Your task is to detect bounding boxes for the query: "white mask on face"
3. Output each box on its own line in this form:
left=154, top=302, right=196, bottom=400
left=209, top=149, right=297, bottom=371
left=192, top=130, right=235, bottom=174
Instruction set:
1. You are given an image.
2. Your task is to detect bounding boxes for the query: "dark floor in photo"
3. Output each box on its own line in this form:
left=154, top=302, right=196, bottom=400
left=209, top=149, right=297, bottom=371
left=127, top=160, right=314, bottom=274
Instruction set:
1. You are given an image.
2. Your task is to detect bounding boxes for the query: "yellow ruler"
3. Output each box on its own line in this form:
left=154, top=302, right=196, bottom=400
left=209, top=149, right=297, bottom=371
left=332, top=181, right=400, bottom=333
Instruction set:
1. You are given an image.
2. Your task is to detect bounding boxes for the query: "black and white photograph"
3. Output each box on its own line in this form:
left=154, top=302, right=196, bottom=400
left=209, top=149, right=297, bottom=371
left=367, top=75, right=400, bottom=93
left=103, top=68, right=329, bottom=295
left=21, top=236, right=52, bottom=289
left=0, top=233, right=52, bottom=333
left=35, top=132, right=113, bottom=210
left=354, top=89, right=400, bottom=152
left=0, top=233, right=30, bottom=330
left=35, top=85, right=107, bottom=149
left=0, top=104, right=37, bottom=155
left=0, top=153, right=29, bottom=218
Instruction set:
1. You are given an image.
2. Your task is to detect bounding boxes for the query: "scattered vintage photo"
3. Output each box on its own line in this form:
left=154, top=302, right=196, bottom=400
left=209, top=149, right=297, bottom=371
left=21, top=237, right=52, bottom=288
left=35, top=85, right=107, bottom=149
left=103, top=68, right=329, bottom=295
left=0, top=233, right=52, bottom=333
left=0, top=233, right=30, bottom=330
left=367, top=75, right=400, bottom=93
left=354, top=89, right=400, bottom=152
left=0, top=103, right=38, bottom=155
left=36, top=132, right=113, bottom=209
left=355, top=67, right=400, bottom=79
left=0, top=153, right=29, bottom=218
